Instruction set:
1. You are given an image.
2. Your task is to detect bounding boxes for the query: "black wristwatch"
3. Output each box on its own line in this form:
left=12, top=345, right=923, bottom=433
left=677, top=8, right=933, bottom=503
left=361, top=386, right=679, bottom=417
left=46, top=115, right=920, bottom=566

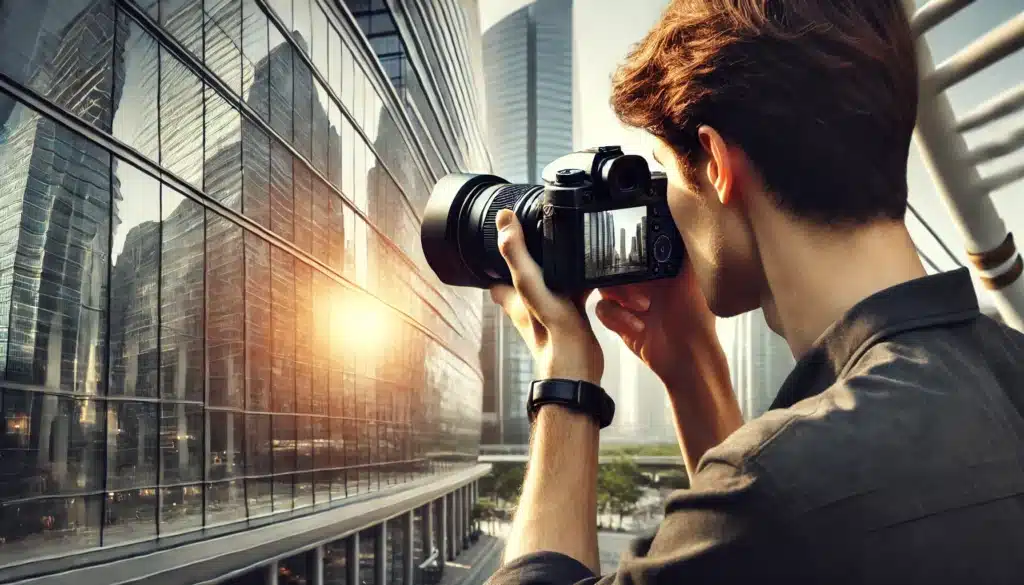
left=527, top=379, right=615, bottom=429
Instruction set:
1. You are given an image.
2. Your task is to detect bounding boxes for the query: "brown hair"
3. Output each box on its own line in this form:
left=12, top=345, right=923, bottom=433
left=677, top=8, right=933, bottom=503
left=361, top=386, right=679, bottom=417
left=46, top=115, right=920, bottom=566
left=612, top=0, right=918, bottom=225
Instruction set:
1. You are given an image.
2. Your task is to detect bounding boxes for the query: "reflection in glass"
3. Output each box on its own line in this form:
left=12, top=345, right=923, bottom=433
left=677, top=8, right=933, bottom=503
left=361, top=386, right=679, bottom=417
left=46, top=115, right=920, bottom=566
left=208, top=213, right=246, bottom=408
left=294, top=163, right=313, bottom=253
left=311, top=178, right=330, bottom=264
left=109, top=163, right=161, bottom=397
left=294, top=57, right=314, bottom=161
left=359, top=527, right=377, bottom=585
left=159, top=402, right=203, bottom=484
left=271, top=248, right=296, bottom=413
left=245, top=413, right=273, bottom=517
left=205, top=0, right=243, bottom=95
left=312, top=4, right=329, bottom=77
left=162, top=0, right=203, bottom=57
left=107, top=401, right=159, bottom=489
left=160, top=187, right=205, bottom=402
left=205, top=87, right=243, bottom=211
left=293, top=0, right=312, bottom=57
left=312, top=416, right=330, bottom=502
left=209, top=411, right=244, bottom=479
left=330, top=418, right=347, bottom=500
left=242, top=0, right=270, bottom=123
left=113, top=14, right=160, bottom=160
left=159, top=483, right=203, bottom=534
left=207, top=479, right=245, bottom=526
left=242, top=120, right=272, bottom=228
left=266, top=0, right=292, bottom=31
left=0, top=390, right=104, bottom=499
left=245, top=234, right=273, bottom=412
left=0, top=0, right=115, bottom=132
left=313, top=80, right=331, bottom=176
left=104, top=488, right=158, bottom=545
left=269, top=25, right=294, bottom=143
left=328, top=100, right=344, bottom=191
left=328, top=27, right=342, bottom=96
left=324, top=537, right=349, bottom=585
left=271, top=140, right=295, bottom=240
left=272, top=415, right=295, bottom=512
left=387, top=516, right=406, bottom=585
left=341, top=118, right=355, bottom=197
left=0, top=101, right=110, bottom=393
left=0, top=495, right=102, bottom=561
left=160, top=51, right=204, bottom=188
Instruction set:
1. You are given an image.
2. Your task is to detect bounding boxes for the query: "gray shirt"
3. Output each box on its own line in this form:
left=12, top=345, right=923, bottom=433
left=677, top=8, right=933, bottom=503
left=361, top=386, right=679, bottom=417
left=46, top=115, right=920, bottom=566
left=489, top=268, right=1024, bottom=585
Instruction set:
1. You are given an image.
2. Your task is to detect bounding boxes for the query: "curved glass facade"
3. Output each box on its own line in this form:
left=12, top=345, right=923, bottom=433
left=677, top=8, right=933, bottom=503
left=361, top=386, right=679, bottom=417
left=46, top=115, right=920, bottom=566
left=0, top=0, right=486, bottom=571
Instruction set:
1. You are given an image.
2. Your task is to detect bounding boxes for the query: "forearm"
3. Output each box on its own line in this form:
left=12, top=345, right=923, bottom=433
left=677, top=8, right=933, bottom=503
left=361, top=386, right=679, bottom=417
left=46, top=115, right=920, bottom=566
left=502, top=405, right=601, bottom=574
left=662, top=332, right=743, bottom=477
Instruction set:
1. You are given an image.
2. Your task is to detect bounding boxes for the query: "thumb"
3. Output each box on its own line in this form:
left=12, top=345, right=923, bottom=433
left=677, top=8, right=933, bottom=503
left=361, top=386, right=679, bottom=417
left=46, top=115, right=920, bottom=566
left=496, top=209, right=556, bottom=319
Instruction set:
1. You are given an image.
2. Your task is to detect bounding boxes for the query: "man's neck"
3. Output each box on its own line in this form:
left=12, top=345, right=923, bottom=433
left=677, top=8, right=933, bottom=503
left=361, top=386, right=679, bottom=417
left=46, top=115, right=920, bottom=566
left=758, top=218, right=927, bottom=358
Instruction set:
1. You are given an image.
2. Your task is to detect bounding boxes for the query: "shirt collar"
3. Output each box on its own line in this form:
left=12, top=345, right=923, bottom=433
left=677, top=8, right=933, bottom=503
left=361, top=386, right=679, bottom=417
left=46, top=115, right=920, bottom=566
left=770, top=268, right=981, bottom=410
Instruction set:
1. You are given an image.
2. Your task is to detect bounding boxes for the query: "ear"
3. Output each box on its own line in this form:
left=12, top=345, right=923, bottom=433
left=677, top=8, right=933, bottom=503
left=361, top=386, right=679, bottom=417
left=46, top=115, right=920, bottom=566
left=697, top=126, right=733, bottom=206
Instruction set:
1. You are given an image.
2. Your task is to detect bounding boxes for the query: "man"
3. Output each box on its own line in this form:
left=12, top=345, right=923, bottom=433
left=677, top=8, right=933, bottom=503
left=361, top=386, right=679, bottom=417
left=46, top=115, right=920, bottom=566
left=484, top=0, right=1024, bottom=583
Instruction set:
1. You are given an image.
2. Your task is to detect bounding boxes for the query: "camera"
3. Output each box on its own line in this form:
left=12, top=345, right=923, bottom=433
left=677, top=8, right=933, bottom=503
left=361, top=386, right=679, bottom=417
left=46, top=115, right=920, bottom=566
left=420, top=146, right=685, bottom=294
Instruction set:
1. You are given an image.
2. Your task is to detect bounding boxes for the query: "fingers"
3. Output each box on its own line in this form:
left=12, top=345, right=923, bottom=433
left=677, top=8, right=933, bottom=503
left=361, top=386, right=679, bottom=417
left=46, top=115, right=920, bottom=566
left=595, top=298, right=646, bottom=337
left=599, top=284, right=652, bottom=313
left=496, top=210, right=561, bottom=322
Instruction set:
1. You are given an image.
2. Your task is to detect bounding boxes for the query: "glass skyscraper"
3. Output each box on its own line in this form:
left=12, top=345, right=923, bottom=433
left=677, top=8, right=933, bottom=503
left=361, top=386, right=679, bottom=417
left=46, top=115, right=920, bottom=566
left=478, top=0, right=572, bottom=446
left=718, top=309, right=796, bottom=421
left=0, top=0, right=488, bottom=582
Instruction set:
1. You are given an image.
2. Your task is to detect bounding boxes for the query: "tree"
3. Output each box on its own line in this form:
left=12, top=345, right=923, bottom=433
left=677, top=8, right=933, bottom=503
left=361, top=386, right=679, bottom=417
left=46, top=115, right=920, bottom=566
left=598, top=456, right=645, bottom=531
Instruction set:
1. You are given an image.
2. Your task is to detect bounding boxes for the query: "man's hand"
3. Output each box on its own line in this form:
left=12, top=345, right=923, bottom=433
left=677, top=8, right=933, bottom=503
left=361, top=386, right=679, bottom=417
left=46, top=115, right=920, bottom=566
left=490, top=210, right=604, bottom=385
left=594, top=260, right=716, bottom=388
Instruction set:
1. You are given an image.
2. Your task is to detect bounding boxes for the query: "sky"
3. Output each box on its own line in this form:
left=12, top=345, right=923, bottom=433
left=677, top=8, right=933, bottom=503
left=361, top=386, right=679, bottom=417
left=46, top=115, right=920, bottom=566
left=478, top=0, right=1024, bottom=315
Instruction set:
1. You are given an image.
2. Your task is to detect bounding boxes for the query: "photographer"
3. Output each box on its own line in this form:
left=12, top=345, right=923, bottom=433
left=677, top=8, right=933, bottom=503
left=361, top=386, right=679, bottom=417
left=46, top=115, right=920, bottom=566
left=484, top=1, right=1024, bottom=584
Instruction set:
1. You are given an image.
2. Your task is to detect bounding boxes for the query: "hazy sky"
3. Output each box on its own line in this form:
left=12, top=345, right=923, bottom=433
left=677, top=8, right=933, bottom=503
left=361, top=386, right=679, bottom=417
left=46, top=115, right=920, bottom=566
left=479, top=0, right=1024, bottom=313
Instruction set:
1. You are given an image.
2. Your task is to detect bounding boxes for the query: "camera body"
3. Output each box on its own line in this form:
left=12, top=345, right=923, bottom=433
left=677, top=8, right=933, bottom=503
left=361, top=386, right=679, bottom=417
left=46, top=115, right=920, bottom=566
left=539, top=146, right=684, bottom=292
left=419, top=145, right=685, bottom=294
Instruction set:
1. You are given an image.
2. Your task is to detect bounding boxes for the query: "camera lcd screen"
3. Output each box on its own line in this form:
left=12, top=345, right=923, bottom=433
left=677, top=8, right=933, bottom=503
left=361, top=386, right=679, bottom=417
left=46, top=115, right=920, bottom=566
left=583, top=207, right=649, bottom=280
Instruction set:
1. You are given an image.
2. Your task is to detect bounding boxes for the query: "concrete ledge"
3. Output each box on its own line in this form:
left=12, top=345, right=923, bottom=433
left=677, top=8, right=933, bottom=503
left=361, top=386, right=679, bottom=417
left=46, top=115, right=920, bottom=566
left=13, top=465, right=491, bottom=585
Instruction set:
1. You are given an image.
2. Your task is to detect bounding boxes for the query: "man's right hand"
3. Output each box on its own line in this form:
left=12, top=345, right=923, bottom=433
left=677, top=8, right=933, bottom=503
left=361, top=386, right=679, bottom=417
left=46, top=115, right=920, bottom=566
left=594, top=262, right=719, bottom=389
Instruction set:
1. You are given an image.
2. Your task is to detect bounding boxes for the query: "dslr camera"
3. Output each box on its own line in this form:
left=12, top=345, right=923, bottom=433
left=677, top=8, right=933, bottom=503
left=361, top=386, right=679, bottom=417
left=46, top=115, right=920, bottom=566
left=420, top=146, right=685, bottom=294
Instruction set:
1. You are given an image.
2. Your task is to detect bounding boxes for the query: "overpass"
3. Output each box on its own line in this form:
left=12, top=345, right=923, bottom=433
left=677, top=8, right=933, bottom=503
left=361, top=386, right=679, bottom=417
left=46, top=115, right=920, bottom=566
left=478, top=454, right=684, bottom=468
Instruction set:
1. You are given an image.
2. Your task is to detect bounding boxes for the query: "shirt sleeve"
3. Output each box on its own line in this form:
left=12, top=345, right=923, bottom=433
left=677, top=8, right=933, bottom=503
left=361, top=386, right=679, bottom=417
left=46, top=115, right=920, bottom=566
left=485, top=460, right=803, bottom=585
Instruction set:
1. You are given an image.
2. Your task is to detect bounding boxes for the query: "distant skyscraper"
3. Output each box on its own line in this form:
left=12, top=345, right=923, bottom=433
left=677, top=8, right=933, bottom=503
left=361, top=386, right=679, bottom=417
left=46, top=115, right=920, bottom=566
left=718, top=309, right=795, bottom=420
left=483, top=0, right=573, bottom=183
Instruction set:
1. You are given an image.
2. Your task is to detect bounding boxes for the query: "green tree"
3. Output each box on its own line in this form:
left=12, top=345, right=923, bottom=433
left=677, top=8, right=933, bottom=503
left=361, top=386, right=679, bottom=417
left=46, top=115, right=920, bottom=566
left=598, top=456, right=645, bottom=531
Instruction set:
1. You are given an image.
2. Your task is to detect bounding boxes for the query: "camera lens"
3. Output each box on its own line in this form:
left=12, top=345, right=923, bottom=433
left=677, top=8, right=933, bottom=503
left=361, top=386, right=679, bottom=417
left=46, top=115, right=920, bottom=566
left=421, top=174, right=545, bottom=288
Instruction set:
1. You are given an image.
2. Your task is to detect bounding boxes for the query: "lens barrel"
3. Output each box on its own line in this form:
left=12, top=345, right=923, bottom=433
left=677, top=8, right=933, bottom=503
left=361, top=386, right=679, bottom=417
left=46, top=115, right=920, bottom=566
left=420, top=173, right=544, bottom=288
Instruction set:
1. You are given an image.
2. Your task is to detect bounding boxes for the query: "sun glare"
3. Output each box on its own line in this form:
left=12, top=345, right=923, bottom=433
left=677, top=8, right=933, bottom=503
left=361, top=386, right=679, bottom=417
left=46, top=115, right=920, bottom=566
left=330, top=291, right=393, bottom=356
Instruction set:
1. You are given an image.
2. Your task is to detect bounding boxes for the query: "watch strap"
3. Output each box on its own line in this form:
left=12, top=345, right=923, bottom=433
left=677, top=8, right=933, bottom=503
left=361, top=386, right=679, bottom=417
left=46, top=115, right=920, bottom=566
left=527, top=379, right=615, bottom=429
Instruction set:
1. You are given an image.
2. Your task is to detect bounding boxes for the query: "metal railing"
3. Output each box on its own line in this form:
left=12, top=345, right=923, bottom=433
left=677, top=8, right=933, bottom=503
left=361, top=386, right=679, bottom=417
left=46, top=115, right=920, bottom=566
left=907, top=0, right=1024, bottom=331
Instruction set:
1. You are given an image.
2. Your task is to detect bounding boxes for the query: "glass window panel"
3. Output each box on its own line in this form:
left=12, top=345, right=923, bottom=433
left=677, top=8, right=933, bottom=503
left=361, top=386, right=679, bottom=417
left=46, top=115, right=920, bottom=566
left=0, top=495, right=101, bottom=563
left=351, top=68, right=365, bottom=135
left=113, top=15, right=160, bottom=160
left=341, top=43, right=354, bottom=112
left=245, top=234, right=273, bottom=412
left=271, top=141, right=295, bottom=240
left=311, top=271, right=329, bottom=410
left=162, top=0, right=203, bottom=57
left=206, top=479, right=245, bottom=526
left=359, top=527, right=377, bottom=585
left=160, top=51, right=204, bottom=189
left=160, top=403, right=203, bottom=484
left=0, top=100, right=110, bottom=393
left=160, top=187, right=205, bottom=402
left=269, top=25, right=293, bottom=142
left=0, top=0, right=115, bottom=132
left=246, top=413, right=272, bottom=474
left=104, top=488, right=157, bottom=545
left=209, top=410, right=244, bottom=479
left=341, top=118, right=355, bottom=197
left=266, top=0, right=292, bottom=31
left=328, top=99, right=344, bottom=190
left=328, top=193, right=346, bottom=275
left=324, top=538, right=348, bottom=585
left=272, top=414, right=295, bottom=511
left=280, top=550, right=312, bottom=585
left=242, top=0, right=270, bottom=123
left=292, top=0, right=312, bottom=56
left=247, top=475, right=273, bottom=518
left=329, top=28, right=342, bottom=96
left=311, top=179, right=330, bottom=264
left=205, top=87, right=243, bottom=211
left=329, top=416, right=344, bottom=469
left=207, top=214, right=245, bottom=408
left=109, top=162, right=160, bottom=398
left=295, top=262, right=312, bottom=415
left=107, top=401, right=159, bottom=490
left=294, top=162, right=313, bottom=253
left=296, top=415, right=312, bottom=472
left=159, top=483, right=203, bottom=534
left=387, top=517, right=406, bottom=585
left=0, top=390, right=103, bottom=499
left=313, top=80, right=331, bottom=175
left=312, top=418, right=329, bottom=486
left=294, top=57, right=314, bottom=161
left=312, top=5, right=329, bottom=76
left=242, top=120, right=271, bottom=228
left=205, top=0, right=243, bottom=95
left=271, top=248, right=295, bottom=413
